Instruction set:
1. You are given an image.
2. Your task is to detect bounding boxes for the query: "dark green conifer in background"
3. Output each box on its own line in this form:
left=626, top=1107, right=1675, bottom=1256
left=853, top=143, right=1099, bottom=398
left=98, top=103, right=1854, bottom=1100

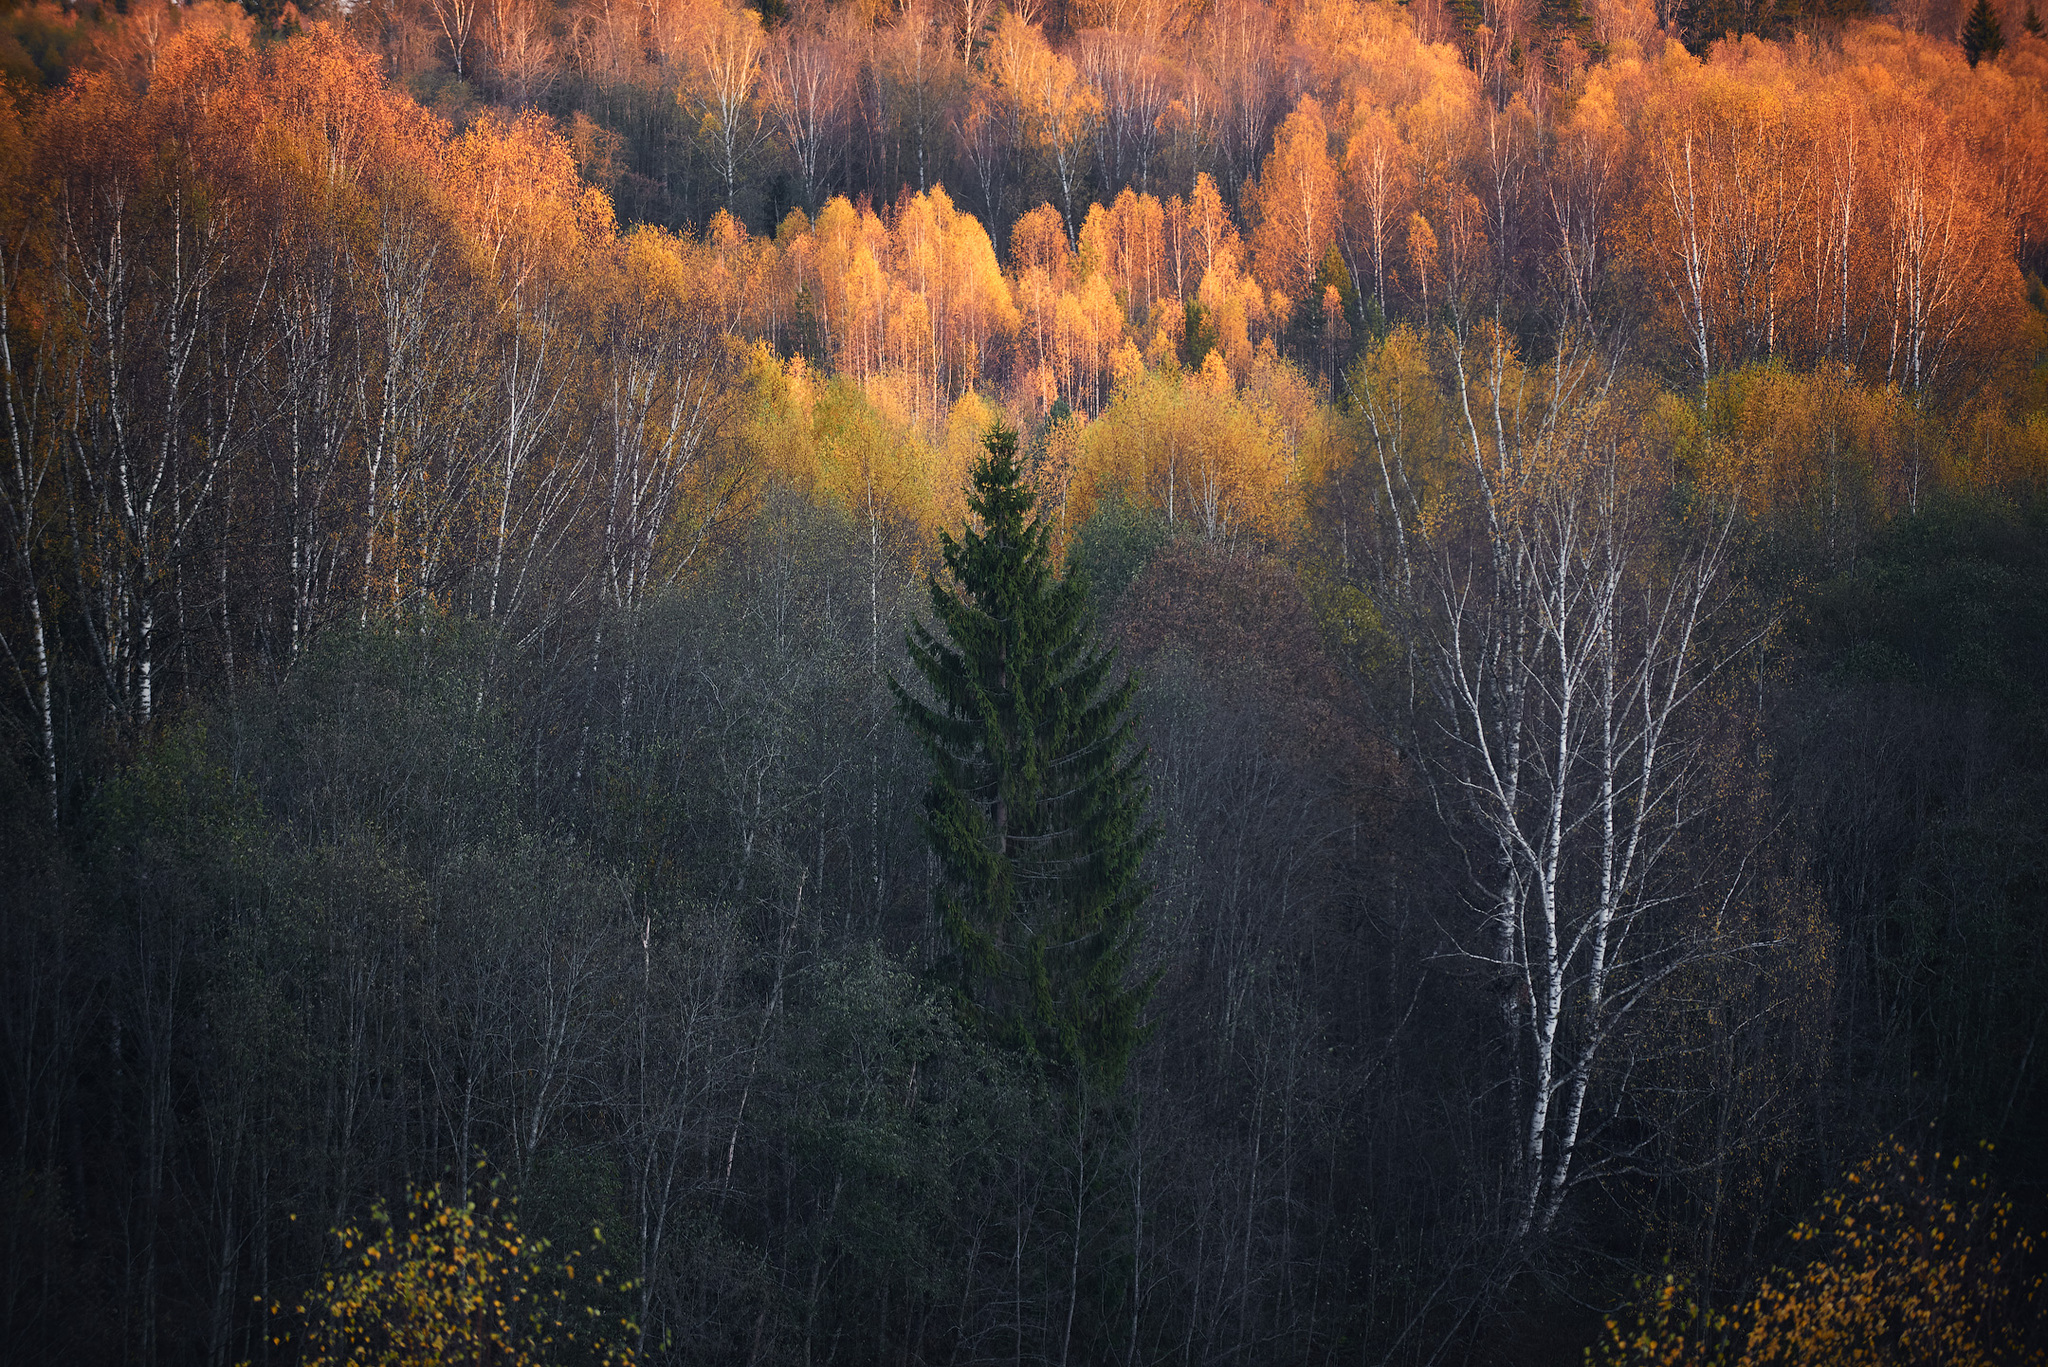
left=2024, top=0, right=2042, bottom=35
left=1963, top=0, right=2005, bottom=63
left=892, top=423, right=1156, bottom=1089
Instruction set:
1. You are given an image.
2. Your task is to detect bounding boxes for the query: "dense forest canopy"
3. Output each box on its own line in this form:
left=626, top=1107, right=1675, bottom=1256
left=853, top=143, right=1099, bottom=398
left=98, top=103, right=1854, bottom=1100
left=2, top=0, right=2047, bottom=1360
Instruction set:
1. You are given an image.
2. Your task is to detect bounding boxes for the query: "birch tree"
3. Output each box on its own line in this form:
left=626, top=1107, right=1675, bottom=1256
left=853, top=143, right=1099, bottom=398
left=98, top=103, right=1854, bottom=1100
left=763, top=22, right=848, bottom=216
left=49, top=78, right=246, bottom=724
left=1875, top=118, right=1997, bottom=398
left=0, top=112, right=61, bottom=823
left=1355, top=323, right=1763, bottom=1241
left=443, top=111, right=603, bottom=640
left=993, top=14, right=1100, bottom=241
left=1654, top=121, right=1720, bottom=401
left=587, top=229, right=738, bottom=748
left=685, top=0, right=769, bottom=212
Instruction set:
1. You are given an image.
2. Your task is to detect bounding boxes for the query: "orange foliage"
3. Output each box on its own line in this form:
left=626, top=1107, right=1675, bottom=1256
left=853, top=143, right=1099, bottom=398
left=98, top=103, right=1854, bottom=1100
left=1248, top=97, right=1341, bottom=303
left=6, top=0, right=2045, bottom=638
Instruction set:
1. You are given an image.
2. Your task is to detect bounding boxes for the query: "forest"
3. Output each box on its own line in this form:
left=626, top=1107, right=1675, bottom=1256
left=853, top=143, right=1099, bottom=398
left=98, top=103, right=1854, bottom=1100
left=1, top=0, right=2047, bottom=1357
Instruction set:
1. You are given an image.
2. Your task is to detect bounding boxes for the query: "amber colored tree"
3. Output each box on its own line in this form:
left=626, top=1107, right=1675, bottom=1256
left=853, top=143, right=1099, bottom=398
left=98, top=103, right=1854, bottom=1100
left=443, top=109, right=612, bottom=629
left=993, top=12, right=1101, bottom=238
left=1542, top=92, right=1620, bottom=330
left=1076, top=363, right=1292, bottom=540
left=1078, top=187, right=1166, bottom=328
left=1012, top=201, right=1077, bottom=398
left=1248, top=97, right=1341, bottom=306
left=1345, top=106, right=1413, bottom=318
left=39, top=38, right=264, bottom=726
left=243, top=24, right=445, bottom=653
left=892, top=186, right=1019, bottom=410
left=1185, top=170, right=1237, bottom=279
left=1871, top=111, right=2007, bottom=397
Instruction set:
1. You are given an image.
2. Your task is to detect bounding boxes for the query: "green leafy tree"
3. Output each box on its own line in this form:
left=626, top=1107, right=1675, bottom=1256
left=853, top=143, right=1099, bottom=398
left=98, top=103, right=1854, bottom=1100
left=892, top=423, right=1156, bottom=1090
left=1963, top=0, right=2006, bottom=64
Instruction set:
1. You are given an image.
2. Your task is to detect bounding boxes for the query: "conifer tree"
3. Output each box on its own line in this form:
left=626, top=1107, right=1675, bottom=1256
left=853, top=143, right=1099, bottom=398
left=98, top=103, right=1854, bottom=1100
left=892, top=423, right=1156, bottom=1089
left=2025, top=0, right=2042, bottom=36
left=1963, top=0, right=2005, bottom=63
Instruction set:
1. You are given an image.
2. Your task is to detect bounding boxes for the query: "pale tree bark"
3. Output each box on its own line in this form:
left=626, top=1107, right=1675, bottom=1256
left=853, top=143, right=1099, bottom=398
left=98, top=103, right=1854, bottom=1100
left=995, top=17, right=1100, bottom=240
left=421, top=0, right=485, bottom=78
left=58, top=160, right=242, bottom=725
left=950, top=0, right=999, bottom=68
left=1193, top=0, right=1279, bottom=205
left=1544, top=110, right=1615, bottom=332
left=360, top=202, right=442, bottom=626
left=764, top=24, right=847, bottom=215
left=480, top=0, right=558, bottom=106
left=954, top=86, right=1017, bottom=232
left=1360, top=322, right=1764, bottom=1242
left=268, top=218, right=355, bottom=666
left=479, top=293, right=580, bottom=631
left=1077, top=27, right=1167, bottom=194
left=1878, top=128, right=1991, bottom=399
left=582, top=275, right=736, bottom=773
left=1348, top=112, right=1407, bottom=319
left=1803, top=109, right=1859, bottom=368
left=619, top=903, right=748, bottom=1359
left=1715, top=105, right=1803, bottom=369
left=500, top=896, right=614, bottom=1186
left=1481, top=107, right=1531, bottom=320
left=1656, top=125, right=1718, bottom=401
left=688, top=0, right=769, bottom=211
left=0, top=207, right=61, bottom=824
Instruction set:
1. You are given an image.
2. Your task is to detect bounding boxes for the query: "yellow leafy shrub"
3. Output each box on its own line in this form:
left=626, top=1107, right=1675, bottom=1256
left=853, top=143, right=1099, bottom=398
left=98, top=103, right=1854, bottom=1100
left=1590, top=1143, right=2043, bottom=1367
left=264, top=1173, right=637, bottom=1367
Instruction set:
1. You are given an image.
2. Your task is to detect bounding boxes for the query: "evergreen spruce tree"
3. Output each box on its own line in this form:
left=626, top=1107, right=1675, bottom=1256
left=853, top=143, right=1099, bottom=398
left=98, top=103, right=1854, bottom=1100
left=892, top=423, right=1156, bottom=1089
left=1963, top=0, right=2005, bottom=63
left=2025, top=0, right=2042, bottom=36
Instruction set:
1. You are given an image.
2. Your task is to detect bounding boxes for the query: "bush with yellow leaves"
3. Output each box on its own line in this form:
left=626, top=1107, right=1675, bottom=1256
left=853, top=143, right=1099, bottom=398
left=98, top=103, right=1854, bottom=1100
left=1591, top=1142, right=2044, bottom=1367
left=263, top=1171, right=638, bottom=1367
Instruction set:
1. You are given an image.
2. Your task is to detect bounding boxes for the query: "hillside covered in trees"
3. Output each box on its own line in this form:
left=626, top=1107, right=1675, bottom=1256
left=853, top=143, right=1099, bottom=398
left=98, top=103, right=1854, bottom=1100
left=2, top=0, right=2048, bottom=1360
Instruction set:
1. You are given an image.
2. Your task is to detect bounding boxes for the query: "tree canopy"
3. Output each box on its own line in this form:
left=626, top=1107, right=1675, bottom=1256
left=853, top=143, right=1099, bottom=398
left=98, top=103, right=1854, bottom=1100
left=893, top=424, right=1155, bottom=1089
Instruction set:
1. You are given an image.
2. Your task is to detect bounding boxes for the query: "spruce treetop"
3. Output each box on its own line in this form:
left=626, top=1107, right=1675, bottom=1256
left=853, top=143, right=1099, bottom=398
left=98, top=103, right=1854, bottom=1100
left=1963, top=0, right=2006, bottom=64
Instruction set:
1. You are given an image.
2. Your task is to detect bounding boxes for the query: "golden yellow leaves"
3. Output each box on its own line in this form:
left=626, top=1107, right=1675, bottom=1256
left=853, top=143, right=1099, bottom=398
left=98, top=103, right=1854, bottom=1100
left=1592, top=1143, right=2044, bottom=1367
left=741, top=342, right=997, bottom=546
left=1073, top=363, right=1301, bottom=545
left=1736, top=1145, right=2038, bottom=1367
left=444, top=107, right=609, bottom=288
left=780, top=189, right=1017, bottom=421
left=260, top=1172, right=638, bottom=1367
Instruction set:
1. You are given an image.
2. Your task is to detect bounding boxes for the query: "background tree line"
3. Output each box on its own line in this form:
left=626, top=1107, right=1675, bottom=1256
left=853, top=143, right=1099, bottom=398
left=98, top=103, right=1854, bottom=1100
left=1, top=2, right=2046, bottom=1363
